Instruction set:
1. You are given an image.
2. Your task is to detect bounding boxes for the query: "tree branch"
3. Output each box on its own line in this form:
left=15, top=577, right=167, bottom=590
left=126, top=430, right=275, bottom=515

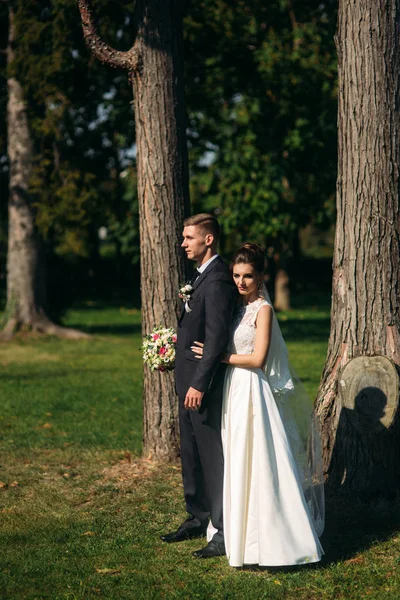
left=77, top=0, right=139, bottom=72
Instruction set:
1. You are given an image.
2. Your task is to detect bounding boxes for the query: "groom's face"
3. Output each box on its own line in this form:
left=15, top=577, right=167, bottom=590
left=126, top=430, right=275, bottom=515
left=181, top=225, right=211, bottom=263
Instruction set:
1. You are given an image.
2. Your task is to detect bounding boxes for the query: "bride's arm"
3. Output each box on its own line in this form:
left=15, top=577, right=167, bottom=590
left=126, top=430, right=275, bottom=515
left=223, top=305, right=273, bottom=368
left=191, top=305, right=273, bottom=369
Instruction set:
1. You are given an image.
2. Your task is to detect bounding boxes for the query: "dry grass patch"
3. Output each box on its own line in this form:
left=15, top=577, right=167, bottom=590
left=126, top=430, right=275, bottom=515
left=101, top=454, right=181, bottom=489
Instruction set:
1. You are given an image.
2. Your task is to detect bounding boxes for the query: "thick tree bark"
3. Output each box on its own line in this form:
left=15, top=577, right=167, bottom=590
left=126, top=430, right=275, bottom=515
left=3, top=7, right=89, bottom=340
left=132, top=2, right=190, bottom=459
left=77, top=0, right=190, bottom=460
left=315, top=0, right=400, bottom=498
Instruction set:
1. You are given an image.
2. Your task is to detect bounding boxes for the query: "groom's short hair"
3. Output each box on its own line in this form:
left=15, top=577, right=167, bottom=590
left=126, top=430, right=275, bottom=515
left=184, top=213, right=220, bottom=242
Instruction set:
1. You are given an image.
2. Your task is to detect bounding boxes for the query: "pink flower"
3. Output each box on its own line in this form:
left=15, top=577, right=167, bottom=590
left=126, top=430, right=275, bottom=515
left=172, top=334, right=177, bottom=343
left=159, top=346, right=166, bottom=355
left=152, top=333, right=160, bottom=341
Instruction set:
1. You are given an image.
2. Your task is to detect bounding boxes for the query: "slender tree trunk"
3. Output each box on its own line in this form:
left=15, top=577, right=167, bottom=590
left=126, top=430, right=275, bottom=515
left=315, top=0, right=400, bottom=498
left=3, top=7, right=89, bottom=341
left=77, top=0, right=190, bottom=459
left=273, top=248, right=291, bottom=311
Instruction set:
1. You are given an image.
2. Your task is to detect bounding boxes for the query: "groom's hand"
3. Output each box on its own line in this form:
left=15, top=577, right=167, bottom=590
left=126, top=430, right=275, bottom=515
left=184, top=387, right=204, bottom=410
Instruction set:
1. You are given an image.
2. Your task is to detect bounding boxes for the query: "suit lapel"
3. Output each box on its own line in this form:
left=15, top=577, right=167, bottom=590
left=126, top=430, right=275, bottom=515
left=178, top=256, right=223, bottom=324
left=178, top=307, right=186, bottom=325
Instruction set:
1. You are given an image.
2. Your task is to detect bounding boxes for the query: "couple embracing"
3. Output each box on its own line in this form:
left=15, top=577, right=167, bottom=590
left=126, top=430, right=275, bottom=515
left=161, top=213, right=324, bottom=567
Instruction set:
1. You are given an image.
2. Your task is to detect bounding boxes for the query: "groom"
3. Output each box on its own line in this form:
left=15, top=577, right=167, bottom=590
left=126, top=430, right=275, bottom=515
left=161, top=213, right=236, bottom=558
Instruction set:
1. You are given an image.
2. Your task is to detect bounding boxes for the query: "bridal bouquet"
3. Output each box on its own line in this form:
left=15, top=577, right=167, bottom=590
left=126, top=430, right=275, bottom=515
left=142, top=326, right=177, bottom=372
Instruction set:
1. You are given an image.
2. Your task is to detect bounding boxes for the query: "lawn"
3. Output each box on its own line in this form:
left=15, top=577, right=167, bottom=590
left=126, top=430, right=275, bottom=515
left=0, top=300, right=399, bottom=600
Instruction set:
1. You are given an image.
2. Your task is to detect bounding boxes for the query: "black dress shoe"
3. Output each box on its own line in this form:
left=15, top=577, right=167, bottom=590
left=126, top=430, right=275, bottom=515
left=160, top=523, right=207, bottom=543
left=192, top=540, right=226, bottom=558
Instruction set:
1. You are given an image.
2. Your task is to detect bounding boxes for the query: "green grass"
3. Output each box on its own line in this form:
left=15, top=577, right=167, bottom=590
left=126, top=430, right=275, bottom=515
left=0, top=300, right=399, bottom=600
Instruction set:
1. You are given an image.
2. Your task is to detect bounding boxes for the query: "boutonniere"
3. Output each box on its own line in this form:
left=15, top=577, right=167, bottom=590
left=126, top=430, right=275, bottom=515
left=179, top=283, right=194, bottom=303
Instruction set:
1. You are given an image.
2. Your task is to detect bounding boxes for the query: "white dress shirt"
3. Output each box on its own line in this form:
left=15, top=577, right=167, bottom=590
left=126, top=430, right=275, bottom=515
left=196, top=254, right=219, bottom=275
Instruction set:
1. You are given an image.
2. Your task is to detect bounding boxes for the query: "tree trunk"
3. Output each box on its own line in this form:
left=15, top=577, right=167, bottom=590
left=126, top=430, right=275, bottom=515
left=273, top=250, right=291, bottom=311
left=132, top=1, right=189, bottom=460
left=3, top=7, right=89, bottom=341
left=77, top=0, right=190, bottom=459
left=315, top=0, right=400, bottom=499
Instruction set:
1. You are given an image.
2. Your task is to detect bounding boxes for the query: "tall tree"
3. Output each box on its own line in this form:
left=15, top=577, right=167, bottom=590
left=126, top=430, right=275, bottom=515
left=315, top=0, right=400, bottom=498
left=77, top=0, right=190, bottom=459
left=3, top=3, right=88, bottom=339
left=3, top=1, right=137, bottom=279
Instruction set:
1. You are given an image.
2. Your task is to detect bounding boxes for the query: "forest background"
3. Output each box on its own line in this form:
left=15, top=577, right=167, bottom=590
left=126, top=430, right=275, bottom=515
left=0, top=0, right=338, bottom=312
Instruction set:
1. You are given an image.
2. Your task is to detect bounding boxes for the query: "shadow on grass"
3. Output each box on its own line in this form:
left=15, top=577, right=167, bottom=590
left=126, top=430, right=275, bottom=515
left=65, top=323, right=142, bottom=336
left=279, top=318, right=330, bottom=342
left=320, top=495, right=400, bottom=565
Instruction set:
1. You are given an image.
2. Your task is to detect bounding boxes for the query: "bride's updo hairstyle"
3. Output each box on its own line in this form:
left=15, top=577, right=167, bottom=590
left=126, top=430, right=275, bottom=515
left=231, top=243, right=265, bottom=276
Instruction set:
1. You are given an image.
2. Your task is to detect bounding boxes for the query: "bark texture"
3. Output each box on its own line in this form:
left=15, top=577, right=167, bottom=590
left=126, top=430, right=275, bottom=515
left=78, top=0, right=190, bottom=459
left=315, top=0, right=400, bottom=498
left=132, top=2, right=190, bottom=459
left=4, top=7, right=89, bottom=340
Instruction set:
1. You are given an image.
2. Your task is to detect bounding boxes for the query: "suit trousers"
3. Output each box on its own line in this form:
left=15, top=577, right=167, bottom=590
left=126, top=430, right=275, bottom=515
left=179, top=381, right=225, bottom=543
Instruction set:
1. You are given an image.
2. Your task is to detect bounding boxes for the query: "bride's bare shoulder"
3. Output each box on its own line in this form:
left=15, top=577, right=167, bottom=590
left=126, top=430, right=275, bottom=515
left=255, top=303, right=273, bottom=327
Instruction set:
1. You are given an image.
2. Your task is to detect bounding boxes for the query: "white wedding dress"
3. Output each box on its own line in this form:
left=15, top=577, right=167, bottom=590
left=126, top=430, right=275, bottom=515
left=219, top=297, right=324, bottom=567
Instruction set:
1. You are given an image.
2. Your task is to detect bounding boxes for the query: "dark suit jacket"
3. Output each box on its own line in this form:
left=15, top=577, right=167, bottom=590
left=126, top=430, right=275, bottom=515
left=175, top=256, right=237, bottom=399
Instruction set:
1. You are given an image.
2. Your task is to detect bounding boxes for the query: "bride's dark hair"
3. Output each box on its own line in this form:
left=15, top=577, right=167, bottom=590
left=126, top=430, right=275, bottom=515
left=231, top=243, right=265, bottom=275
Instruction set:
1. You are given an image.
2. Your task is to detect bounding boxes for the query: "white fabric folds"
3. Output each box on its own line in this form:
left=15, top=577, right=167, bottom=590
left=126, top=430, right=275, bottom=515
left=222, top=366, right=323, bottom=566
left=216, top=291, right=325, bottom=567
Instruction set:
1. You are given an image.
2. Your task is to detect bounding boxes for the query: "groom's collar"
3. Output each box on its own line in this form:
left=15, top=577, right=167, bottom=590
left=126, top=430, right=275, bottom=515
left=192, top=254, right=222, bottom=290
left=197, top=254, right=219, bottom=274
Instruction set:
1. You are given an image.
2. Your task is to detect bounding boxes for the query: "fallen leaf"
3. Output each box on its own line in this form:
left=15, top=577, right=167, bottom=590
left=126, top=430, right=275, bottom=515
left=0, top=481, right=6, bottom=489
left=1, top=506, right=17, bottom=513
left=42, top=423, right=52, bottom=429
left=9, top=481, right=19, bottom=487
left=385, top=571, right=395, bottom=579
left=83, top=531, right=96, bottom=536
left=95, top=568, right=123, bottom=575
left=273, top=580, right=282, bottom=585
left=344, top=556, right=364, bottom=565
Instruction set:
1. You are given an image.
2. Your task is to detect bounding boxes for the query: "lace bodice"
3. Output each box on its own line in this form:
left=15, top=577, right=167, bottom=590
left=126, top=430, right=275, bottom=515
left=228, top=298, right=270, bottom=354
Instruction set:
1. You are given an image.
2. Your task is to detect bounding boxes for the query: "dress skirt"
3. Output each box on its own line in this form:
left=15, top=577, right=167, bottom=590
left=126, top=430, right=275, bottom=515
left=221, top=365, right=324, bottom=567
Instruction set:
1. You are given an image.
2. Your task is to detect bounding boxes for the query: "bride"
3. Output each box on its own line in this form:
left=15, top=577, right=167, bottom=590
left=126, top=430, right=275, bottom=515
left=191, top=243, right=324, bottom=567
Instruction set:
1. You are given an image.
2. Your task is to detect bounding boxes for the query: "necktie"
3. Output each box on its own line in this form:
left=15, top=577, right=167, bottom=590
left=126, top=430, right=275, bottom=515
left=189, top=269, right=200, bottom=285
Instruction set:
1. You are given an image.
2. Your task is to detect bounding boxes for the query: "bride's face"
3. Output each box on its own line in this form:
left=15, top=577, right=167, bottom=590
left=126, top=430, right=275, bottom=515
left=232, top=263, right=259, bottom=300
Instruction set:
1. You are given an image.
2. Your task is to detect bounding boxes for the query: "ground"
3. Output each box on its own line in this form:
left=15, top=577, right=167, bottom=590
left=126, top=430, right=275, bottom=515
left=0, top=300, right=399, bottom=599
